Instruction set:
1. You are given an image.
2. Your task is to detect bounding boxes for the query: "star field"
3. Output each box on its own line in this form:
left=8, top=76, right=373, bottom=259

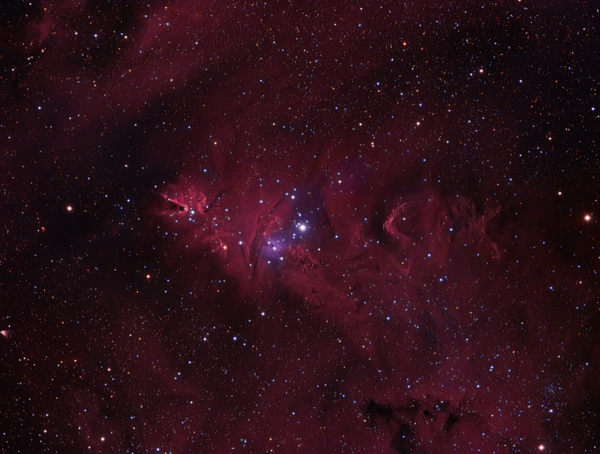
left=1, top=1, right=599, bottom=453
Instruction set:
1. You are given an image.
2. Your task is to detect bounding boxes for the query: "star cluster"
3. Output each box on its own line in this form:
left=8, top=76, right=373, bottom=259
left=1, top=1, right=599, bottom=453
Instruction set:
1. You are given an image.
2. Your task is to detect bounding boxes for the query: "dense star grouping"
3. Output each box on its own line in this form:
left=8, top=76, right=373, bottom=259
left=1, top=0, right=599, bottom=452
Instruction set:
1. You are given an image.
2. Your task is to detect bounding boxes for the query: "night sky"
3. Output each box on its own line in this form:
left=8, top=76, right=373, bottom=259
left=1, top=1, right=599, bottom=453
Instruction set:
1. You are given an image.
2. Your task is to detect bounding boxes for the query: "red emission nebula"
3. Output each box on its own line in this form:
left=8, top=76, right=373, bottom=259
left=1, top=0, right=599, bottom=453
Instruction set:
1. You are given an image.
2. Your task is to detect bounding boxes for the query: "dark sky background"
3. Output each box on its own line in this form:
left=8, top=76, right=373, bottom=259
left=1, top=1, right=599, bottom=453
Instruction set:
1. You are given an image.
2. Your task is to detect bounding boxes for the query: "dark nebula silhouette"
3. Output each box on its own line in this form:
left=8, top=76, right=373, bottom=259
left=1, top=0, right=599, bottom=453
